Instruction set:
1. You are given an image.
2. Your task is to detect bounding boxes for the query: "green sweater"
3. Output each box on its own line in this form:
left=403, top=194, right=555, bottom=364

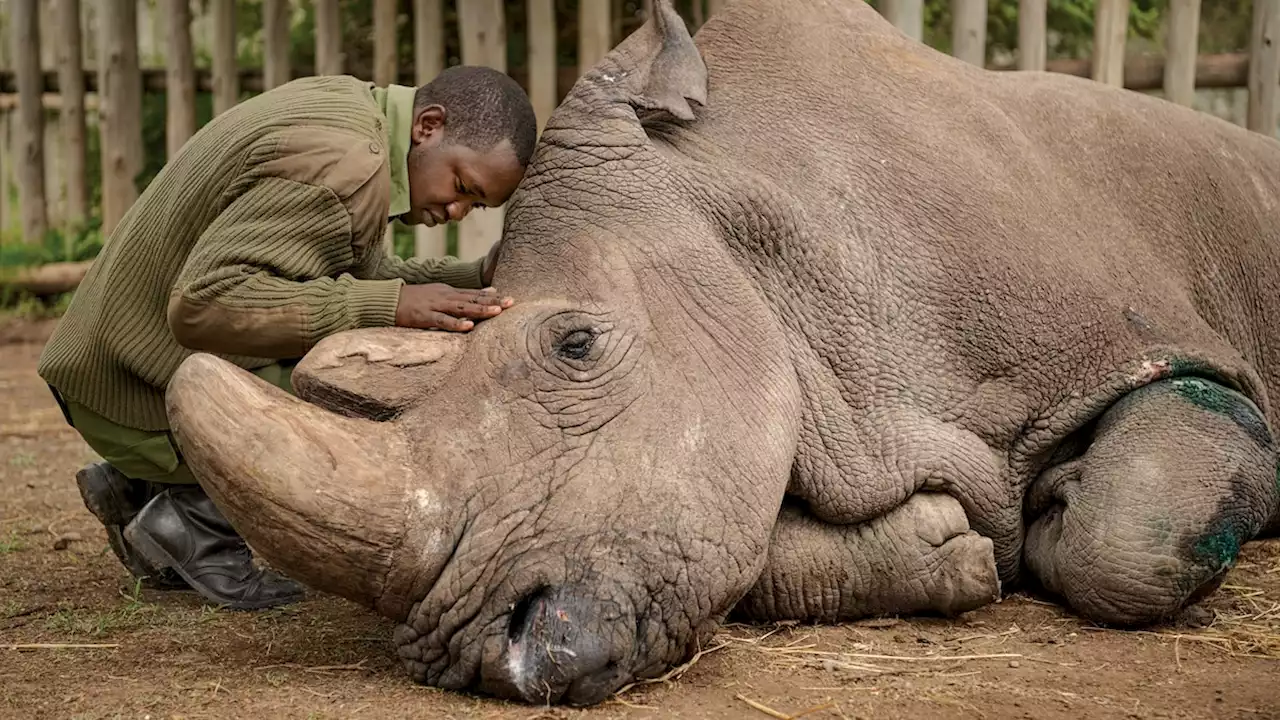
left=38, top=76, right=483, bottom=432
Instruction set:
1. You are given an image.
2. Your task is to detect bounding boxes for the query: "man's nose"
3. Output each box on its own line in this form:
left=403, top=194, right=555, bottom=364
left=446, top=200, right=473, bottom=222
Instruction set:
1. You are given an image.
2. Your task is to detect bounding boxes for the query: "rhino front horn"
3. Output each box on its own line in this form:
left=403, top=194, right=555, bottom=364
left=165, top=353, right=456, bottom=619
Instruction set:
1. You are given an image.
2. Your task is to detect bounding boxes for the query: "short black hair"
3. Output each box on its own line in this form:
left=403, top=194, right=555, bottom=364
left=414, top=65, right=538, bottom=167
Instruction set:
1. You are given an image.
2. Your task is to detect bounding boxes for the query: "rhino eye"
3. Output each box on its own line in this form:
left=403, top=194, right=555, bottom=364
left=556, top=329, right=597, bottom=360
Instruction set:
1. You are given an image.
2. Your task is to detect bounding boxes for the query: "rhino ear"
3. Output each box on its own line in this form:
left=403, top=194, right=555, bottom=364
left=606, top=0, right=708, bottom=121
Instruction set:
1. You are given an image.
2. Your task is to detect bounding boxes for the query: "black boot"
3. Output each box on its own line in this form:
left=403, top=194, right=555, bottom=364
left=75, top=463, right=188, bottom=590
left=122, top=484, right=306, bottom=610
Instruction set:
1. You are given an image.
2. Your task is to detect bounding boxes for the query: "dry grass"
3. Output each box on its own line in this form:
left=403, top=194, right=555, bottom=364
left=1189, top=570, right=1280, bottom=659
left=711, top=622, right=1032, bottom=682
left=735, top=694, right=836, bottom=719
left=1077, top=576, right=1280, bottom=660
left=612, top=638, right=734, bottom=698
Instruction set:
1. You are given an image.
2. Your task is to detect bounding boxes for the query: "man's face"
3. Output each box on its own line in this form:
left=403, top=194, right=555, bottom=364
left=404, top=105, right=526, bottom=227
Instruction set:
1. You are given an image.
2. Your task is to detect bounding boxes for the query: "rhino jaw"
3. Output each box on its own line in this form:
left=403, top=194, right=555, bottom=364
left=165, top=352, right=457, bottom=618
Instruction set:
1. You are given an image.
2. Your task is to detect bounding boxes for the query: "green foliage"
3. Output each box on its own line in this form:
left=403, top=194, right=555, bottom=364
left=1196, top=0, right=1253, bottom=53
left=920, top=0, right=1167, bottom=63
left=0, top=215, right=100, bottom=313
left=0, top=530, right=23, bottom=554
left=389, top=221, right=462, bottom=259
left=0, top=218, right=103, bottom=270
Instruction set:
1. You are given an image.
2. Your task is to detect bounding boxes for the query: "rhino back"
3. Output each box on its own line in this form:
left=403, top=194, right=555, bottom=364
left=686, top=0, right=1280, bottom=442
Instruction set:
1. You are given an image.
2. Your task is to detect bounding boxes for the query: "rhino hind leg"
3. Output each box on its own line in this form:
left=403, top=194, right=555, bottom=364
left=1024, top=377, right=1280, bottom=627
left=732, top=492, right=1001, bottom=622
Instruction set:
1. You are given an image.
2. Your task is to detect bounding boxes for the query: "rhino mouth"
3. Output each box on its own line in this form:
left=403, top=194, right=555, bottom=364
left=386, top=540, right=656, bottom=706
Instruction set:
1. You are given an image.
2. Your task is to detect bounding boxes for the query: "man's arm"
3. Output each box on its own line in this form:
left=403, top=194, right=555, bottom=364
left=167, top=176, right=404, bottom=359
left=360, top=246, right=487, bottom=289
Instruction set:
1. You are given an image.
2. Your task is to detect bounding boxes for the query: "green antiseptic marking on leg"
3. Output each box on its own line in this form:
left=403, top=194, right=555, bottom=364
left=1171, top=377, right=1234, bottom=413
left=1170, top=377, right=1273, bottom=448
left=1192, top=519, right=1243, bottom=571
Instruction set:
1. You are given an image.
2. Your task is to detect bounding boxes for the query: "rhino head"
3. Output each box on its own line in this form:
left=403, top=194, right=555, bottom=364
left=166, top=1, right=801, bottom=705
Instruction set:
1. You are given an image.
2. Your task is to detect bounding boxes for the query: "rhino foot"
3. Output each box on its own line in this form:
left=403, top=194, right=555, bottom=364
left=733, top=491, right=1001, bottom=622
left=1024, top=377, right=1280, bottom=627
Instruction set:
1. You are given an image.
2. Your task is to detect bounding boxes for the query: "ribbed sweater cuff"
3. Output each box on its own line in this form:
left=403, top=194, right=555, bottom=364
left=434, top=258, right=486, bottom=289
left=347, top=278, right=405, bottom=328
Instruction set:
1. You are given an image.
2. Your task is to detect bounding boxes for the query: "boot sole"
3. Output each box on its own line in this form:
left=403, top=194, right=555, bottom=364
left=123, top=521, right=305, bottom=611
left=75, top=466, right=134, bottom=526
left=77, top=467, right=190, bottom=591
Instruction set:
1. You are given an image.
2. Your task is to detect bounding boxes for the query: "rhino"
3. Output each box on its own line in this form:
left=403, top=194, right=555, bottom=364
left=162, top=0, right=1280, bottom=706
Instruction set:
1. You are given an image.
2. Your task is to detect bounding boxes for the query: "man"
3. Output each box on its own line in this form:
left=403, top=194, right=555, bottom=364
left=37, top=65, right=539, bottom=610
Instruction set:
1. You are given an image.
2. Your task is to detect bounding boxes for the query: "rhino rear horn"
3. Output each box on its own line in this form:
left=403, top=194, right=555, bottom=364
left=606, top=0, right=708, bottom=121
left=165, top=353, right=456, bottom=619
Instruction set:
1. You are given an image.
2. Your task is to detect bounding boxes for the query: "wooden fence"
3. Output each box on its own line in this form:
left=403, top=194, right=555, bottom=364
left=0, top=0, right=1278, bottom=275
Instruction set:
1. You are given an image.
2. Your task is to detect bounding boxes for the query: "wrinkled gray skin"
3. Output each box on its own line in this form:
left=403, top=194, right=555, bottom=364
left=166, top=0, right=1280, bottom=707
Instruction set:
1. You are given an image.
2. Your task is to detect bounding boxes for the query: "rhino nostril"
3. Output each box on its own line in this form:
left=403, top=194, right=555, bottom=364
left=498, top=585, right=628, bottom=705
left=506, top=585, right=548, bottom=642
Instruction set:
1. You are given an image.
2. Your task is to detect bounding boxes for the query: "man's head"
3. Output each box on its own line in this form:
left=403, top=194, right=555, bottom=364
left=404, top=66, right=539, bottom=227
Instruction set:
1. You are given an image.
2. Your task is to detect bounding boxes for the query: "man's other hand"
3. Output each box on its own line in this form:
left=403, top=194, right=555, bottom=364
left=395, top=284, right=514, bottom=332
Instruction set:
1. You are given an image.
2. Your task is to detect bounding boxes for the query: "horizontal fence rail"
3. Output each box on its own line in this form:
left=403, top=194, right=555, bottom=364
left=0, top=51, right=1270, bottom=97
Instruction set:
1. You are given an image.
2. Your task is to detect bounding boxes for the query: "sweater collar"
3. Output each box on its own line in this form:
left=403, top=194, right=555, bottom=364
left=372, top=84, right=416, bottom=220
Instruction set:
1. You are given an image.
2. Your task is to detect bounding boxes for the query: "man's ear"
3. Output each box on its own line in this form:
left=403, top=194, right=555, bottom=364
left=411, top=104, right=446, bottom=145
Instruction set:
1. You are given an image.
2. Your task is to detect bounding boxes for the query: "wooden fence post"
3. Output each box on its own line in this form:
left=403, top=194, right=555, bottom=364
left=1017, top=0, right=1046, bottom=70
left=81, top=1, right=99, bottom=74
left=528, top=0, right=557, bottom=132
left=212, top=0, right=238, bottom=115
left=707, top=0, right=727, bottom=17
left=1163, top=0, right=1201, bottom=107
left=56, top=0, right=87, bottom=230
left=413, top=0, right=446, bottom=260
left=374, top=0, right=397, bottom=86
left=457, top=0, right=507, bottom=262
left=0, top=112, right=9, bottom=237
left=167, top=0, right=196, bottom=158
left=0, top=2, right=10, bottom=237
left=315, top=0, right=343, bottom=76
left=880, top=0, right=923, bottom=43
left=952, top=0, right=986, bottom=66
left=1092, top=0, right=1129, bottom=87
left=692, top=0, right=704, bottom=28
left=99, top=0, right=144, bottom=236
left=38, top=1, right=64, bottom=231
left=1248, top=0, right=1280, bottom=135
left=136, top=0, right=162, bottom=66
left=11, top=0, right=45, bottom=244
left=263, top=0, right=291, bottom=90
left=579, top=0, right=612, bottom=74
left=374, top=0, right=399, bottom=258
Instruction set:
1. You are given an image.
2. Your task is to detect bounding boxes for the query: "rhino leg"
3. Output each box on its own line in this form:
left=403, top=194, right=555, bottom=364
left=733, top=492, right=1001, bottom=622
left=1024, top=377, right=1280, bottom=626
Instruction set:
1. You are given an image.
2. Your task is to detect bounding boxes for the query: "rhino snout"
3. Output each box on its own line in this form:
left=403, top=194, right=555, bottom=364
left=486, top=584, right=636, bottom=705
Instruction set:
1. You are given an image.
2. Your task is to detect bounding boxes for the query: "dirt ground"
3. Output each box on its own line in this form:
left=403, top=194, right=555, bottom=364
left=2, top=318, right=1279, bottom=720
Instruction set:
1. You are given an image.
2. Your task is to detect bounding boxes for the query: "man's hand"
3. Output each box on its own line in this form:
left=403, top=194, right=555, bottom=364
left=395, top=284, right=514, bottom=332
